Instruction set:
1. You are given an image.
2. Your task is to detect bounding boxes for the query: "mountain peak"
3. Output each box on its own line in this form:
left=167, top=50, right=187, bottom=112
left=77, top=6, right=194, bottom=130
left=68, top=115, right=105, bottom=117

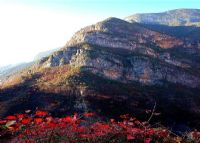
left=93, top=17, right=132, bottom=31
left=101, top=17, right=128, bottom=24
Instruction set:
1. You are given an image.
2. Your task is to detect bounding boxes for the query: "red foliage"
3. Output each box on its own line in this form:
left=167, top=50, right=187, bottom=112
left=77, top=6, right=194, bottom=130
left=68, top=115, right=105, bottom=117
left=5, top=115, right=17, bottom=120
left=0, top=111, right=199, bottom=143
left=0, top=120, right=7, bottom=125
left=16, top=114, right=26, bottom=119
left=62, top=116, right=73, bottom=123
left=127, top=134, right=135, bottom=140
left=191, top=130, right=200, bottom=142
left=83, top=112, right=95, bottom=117
left=21, top=118, right=32, bottom=125
left=35, top=110, right=48, bottom=117
left=34, top=118, right=43, bottom=124
left=144, top=138, right=151, bottom=143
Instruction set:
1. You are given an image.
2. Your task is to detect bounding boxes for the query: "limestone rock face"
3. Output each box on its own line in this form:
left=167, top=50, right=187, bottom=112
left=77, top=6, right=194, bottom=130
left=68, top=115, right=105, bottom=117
left=38, top=18, right=200, bottom=88
left=40, top=18, right=200, bottom=88
left=67, top=18, right=183, bottom=50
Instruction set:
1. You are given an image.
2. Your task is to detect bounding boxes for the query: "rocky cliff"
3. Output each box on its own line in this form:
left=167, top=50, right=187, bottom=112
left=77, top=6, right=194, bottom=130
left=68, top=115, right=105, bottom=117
left=39, top=18, right=200, bottom=88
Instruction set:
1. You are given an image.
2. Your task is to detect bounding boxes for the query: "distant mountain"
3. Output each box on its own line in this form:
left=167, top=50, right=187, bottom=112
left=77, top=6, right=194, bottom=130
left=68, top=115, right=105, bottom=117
left=125, top=9, right=200, bottom=26
left=0, top=65, right=13, bottom=75
left=34, top=48, right=60, bottom=61
left=125, top=9, right=200, bottom=47
left=0, top=48, right=60, bottom=82
left=0, top=63, right=32, bottom=80
left=140, top=24, right=200, bottom=41
left=0, top=11, right=200, bottom=129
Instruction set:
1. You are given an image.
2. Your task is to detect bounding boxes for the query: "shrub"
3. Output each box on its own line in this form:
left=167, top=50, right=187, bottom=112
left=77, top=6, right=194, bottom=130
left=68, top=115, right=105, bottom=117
left=0, top=110, right=199, bottom=143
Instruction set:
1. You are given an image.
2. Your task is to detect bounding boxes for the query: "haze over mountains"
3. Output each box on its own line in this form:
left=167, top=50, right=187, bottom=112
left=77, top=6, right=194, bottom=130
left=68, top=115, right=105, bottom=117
left=126, top=9, right=200, bottom=26
left=126, top=9, right=200, bottom=42
left=0, top=8, right=200, bottom=130
left=0, top=48, right=59, bottom=82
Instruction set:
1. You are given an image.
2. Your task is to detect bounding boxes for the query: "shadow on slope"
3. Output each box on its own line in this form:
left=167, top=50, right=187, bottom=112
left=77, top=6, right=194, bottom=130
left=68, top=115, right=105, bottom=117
left=0, top=70, right=199, bottom=131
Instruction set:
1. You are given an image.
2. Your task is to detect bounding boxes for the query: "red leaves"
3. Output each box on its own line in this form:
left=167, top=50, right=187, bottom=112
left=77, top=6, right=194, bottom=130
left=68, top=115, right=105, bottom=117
left=0, top=120, right=7, bottom=125
left=120, top=114, right=129, bottom=119
left=146, top=129, right=154, bottom=136
left=61, top=113, right=78, bottom=124
left=144, top=138, right=151, bottom=143
left=45, top=122, right=56, bottom=128
left=158, top=129, right=169, bottom=138
left=74, top=126, right=86, bottom=133
left=97, top=123, right=110, bottom=130
left=191, top=130, right=200, bottom=142
left=21, top=118, right=32, bottom=125
left=110, top=118, right=115, bottom=123
left=35, top=110, right=48, bottom=117
left=5, top=115, right=17, bottom=120
left=45, top=116, right=53, bottom=122
left=34, top=118, right=43, bottom=124
left=127, top=135, right=135, bottom=140
left=83, top=112, right=95, bottom=117
left=16, top=114, right=26, bottom=119
left=62, top=116, right=73, bottom=123
left=0, top=111, right=198, bottom=143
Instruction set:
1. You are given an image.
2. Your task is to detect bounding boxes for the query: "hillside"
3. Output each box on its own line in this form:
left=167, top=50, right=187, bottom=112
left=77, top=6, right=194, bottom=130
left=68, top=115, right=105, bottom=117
left=0, top=16, right=200, bottom=131
left=140, top=24, right=200, bottom=41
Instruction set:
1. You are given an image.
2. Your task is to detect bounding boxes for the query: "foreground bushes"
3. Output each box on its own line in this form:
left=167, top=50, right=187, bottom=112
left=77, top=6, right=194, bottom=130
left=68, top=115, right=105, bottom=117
left=0, top=110, right=199, bottom=143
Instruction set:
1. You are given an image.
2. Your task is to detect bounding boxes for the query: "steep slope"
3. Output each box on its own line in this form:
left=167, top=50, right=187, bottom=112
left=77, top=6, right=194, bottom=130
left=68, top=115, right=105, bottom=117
left=39, top=18, right=200, bottom=88
left=67, top=17, right=183, bottom=49
left=140, top=24, right=200, bottom=41
left=125, top=9, right=200, bottom=26
left=125, top=9, right=200, bottom=42
left=0, top=17, right=200, bottom=129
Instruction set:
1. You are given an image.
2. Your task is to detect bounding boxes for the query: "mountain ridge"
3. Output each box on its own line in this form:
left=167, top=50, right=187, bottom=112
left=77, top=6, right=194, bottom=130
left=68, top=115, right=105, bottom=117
left=125, top=8, right=200, bottom=26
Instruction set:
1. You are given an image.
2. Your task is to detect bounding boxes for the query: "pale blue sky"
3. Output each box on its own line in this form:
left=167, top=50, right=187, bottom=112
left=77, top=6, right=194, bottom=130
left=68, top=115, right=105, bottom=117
left=2, top=0, right=200, bottom=17
left=0, top=0, right=199, bottom=66
left=2, top=0, right=200, bottom=16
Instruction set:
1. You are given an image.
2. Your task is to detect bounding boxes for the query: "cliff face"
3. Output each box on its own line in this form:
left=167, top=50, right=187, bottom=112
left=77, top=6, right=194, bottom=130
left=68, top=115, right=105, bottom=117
left=67, top=18, right=183, bottom=49
left=39, top=18, right=200, bottom=88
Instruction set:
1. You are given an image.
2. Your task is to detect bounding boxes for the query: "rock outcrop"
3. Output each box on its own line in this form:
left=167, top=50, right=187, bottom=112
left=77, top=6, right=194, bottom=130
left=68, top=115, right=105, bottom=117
left=40, top=18, right=200, bottom=88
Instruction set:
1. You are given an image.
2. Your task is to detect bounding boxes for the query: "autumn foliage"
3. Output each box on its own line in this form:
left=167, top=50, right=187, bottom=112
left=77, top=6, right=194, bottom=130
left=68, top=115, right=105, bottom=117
left=0, top=110, right=199, bottom=143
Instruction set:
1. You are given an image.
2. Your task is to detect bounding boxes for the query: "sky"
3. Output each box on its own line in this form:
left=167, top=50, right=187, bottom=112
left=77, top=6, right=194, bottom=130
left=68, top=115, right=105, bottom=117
left=0, top=0, right=199, bottom=67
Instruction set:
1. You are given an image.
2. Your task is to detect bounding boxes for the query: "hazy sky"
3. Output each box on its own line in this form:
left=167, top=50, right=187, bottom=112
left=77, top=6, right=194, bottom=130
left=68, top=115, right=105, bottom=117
left=0, top=0, right=199, bottom=66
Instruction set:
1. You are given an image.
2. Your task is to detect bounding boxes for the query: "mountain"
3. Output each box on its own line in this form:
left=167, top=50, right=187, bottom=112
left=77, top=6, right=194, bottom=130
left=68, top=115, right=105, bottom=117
left=0, top=63, right=33, bottom=81
left=34, top=48, right=60, bottom=61
left=125, top=9, right=200, bottom=26
left=0, top=48, right=60, bottom=83
left=0, top=65, right=13, bottom=76
left=0, top=16, right=200, bottom=129
left=40, top=17, right=200, bottom=85
left=140, top=24, right=200, bottom=41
